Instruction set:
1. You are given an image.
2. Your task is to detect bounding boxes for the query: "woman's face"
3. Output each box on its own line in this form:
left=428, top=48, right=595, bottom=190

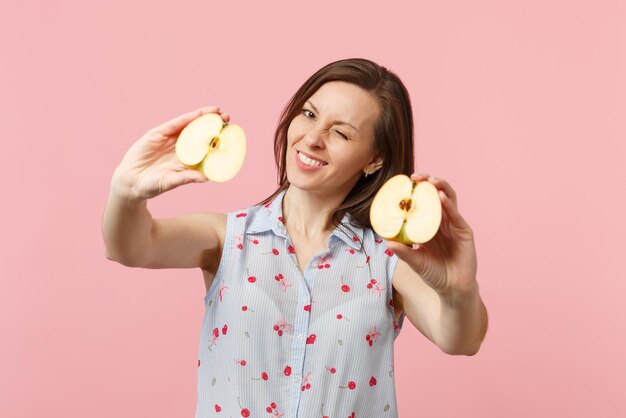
left=286, top=81, right=382, bottom=196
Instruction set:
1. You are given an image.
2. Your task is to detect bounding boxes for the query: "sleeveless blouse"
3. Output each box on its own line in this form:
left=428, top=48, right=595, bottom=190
left=195, top=189, right=406, bottom=418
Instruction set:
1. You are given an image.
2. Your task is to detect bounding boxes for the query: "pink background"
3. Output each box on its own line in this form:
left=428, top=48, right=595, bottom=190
left=1, top=0, right=624, bottom=416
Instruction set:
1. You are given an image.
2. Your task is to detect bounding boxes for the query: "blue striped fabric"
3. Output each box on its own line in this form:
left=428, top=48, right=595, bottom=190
left=195, top=189, right=406, bottom=418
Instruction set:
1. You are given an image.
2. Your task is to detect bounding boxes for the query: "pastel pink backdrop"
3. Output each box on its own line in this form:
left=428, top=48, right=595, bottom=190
left=1, top=0, right=624, bottom=417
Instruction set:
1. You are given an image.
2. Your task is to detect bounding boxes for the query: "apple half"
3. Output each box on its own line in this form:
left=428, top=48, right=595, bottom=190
left=175, top=113, right=246, bottom=182
left=370, top=174, right=442, bottom=244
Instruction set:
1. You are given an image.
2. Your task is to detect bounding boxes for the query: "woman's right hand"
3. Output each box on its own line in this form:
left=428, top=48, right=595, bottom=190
left=111, top=106, right=230, bottom=200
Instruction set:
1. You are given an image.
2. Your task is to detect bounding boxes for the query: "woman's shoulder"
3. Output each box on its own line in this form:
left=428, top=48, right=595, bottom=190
left=219, top=201, right=271, bottom=237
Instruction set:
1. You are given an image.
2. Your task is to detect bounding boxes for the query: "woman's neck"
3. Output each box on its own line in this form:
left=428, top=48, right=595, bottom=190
left=281, top=187, right=347, bottom=240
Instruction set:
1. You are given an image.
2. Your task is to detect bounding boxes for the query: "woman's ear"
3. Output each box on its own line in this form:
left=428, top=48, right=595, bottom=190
left=370, top=155, right=384, bottom=172
left=363, top=155, right=384, bottom=176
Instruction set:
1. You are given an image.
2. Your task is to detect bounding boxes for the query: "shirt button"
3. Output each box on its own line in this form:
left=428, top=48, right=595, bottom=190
left=297, top=333, right=304, bottom=340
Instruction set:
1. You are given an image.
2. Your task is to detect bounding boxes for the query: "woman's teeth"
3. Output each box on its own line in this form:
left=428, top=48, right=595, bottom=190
left=298, top=151, right=325, bottom=167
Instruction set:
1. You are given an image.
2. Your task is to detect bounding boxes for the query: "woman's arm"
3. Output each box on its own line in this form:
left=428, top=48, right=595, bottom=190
left=387, top=172, right=487, bottom=355
left=102, top=105, right=227, bottom=268
left=392, top=263, right=488, bottom=355
left=102, top=177, right=154, bottom=266
left=103, top=168, right=227, bottom=270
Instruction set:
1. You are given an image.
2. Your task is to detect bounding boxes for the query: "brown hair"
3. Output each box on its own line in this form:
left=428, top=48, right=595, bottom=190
left=256, top=58, right=415, bottom=233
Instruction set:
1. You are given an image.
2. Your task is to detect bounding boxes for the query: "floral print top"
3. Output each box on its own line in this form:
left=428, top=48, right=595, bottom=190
left=195, top=189, right=406, bottom=418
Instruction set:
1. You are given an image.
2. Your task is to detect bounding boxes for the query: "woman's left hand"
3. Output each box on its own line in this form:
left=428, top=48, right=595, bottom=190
left=385, top=173, right=478, bottom=298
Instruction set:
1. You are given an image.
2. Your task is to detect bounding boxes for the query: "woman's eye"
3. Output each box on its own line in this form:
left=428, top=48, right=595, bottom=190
left=302, top=109, right=349, bottom=140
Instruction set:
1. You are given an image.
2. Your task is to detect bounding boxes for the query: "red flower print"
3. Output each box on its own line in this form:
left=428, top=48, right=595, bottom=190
left=300, top=371, right=312, bottom=392
left=218, top=283, right=229, bottom=302
left=208, top=327, right=220, bottom=351
left=274, top=273, right=292, bottom=291
left=234, top=234, right=244, bottom=250
left=303, top=299, right=315, bottom=312
left=365, top=326, right=382, bottom=347
left=317, top=254, right=331, bottom=269
left=241, top=409, right=250, bottom=417
left=369, top=376, right=377, bottom=387
left=252, top=371, right=269, bottom=381
left=236, top=212, right=247, bottom=218
left=265, top=402, right=284, bottom=417
left=339, top=380, right=357, bottom=390
left=283, top=365, right=292, bottom=376
left=246, top=268, right=256, bottom=283
left=385, top=248, right=394, bottom=256
left=273, top=316, right=293, bottom=336
left=340, top=275, right=350, bottom=293
left=366, top=278, right=385, bottom=297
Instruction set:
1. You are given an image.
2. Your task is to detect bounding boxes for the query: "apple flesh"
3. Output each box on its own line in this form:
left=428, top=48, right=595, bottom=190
left=175, top=113, right=246, bottom=182
left=370, top=174, right=442, bottom=244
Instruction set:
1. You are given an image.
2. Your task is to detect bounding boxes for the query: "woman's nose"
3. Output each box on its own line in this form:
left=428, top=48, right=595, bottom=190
left=304, top=128, right=328, bottom=148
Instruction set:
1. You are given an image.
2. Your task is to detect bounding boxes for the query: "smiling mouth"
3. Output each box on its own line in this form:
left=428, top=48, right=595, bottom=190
left=297, top=151, right=327, bottom=167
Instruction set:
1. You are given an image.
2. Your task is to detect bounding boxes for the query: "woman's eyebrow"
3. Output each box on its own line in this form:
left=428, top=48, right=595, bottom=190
left=306, top=100, right=359, bottom=132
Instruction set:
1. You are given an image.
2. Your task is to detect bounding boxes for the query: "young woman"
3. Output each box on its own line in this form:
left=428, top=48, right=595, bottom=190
left=103, top=58, right=488, bottom=418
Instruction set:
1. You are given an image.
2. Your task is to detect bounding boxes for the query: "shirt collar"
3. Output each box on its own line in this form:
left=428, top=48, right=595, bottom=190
left=246, top=189, right=364, bottom=250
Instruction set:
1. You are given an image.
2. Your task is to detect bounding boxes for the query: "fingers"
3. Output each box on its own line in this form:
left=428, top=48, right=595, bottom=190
left=386, top=240, right=428, bottom=275
left=411, top=172, right=430, bottom=181
left=410, top=172, right=470, bottom=231
left=410, top=172, right=457, bottom=207
left=385, top=240, right=409, bottom=257
left=149, top=106, right=221, bottom=138
left=430, top=177, right=457, bottom=207
left=438, top=189, right=471, bottom=231
left=164, top=169, right=209, bottom=192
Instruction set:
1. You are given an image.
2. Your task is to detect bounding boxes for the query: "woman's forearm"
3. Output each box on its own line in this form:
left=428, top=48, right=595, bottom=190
left=102, top=178, right=154, bottom=267
left=437, top=284, right=488, bottom=355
